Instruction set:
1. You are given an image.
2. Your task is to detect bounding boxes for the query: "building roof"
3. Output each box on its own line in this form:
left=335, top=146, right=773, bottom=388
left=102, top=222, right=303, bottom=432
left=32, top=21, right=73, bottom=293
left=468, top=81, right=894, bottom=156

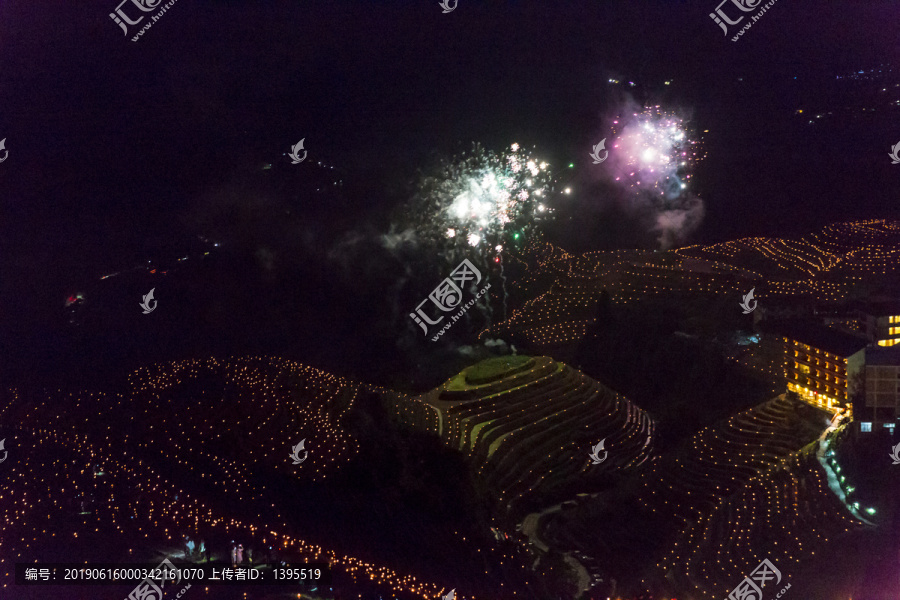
left=763, top=320, right=869, bottom=357
left=865, top=345, right=900, bottom=366
left=859, top=300, right=900, bottom=318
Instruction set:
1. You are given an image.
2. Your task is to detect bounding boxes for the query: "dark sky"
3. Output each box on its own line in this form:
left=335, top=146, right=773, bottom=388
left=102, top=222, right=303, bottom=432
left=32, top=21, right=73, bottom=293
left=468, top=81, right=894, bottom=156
left=2, top=0, right=900, bottom=335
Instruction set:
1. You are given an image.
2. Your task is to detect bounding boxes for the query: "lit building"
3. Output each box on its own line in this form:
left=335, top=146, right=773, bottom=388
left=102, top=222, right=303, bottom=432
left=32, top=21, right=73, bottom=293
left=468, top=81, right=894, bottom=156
left=761, top=318, right=900, bottom=432
left=767, top=321, right=868, bottom=413
left=855, top=346, right=900, bottom=434
left=856, top=302, right=900, bottom=347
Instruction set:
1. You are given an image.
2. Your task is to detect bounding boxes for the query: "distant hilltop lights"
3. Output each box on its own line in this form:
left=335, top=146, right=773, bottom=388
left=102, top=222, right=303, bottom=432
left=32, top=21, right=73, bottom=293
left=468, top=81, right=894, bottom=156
left=264, top=154, right=343, bottom=189
left=92, top=238, right=219, bottom=282
left=798, top=64, right=900, bottom=123
left=606, top=78, right=672, bottom=86
left=263, top=160, right=337, bottom=171
left=835, top=64, right=891, bottom=80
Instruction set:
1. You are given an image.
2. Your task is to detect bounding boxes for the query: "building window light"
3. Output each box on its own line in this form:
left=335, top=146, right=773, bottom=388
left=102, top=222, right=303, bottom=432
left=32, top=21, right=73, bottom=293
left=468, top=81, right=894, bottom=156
left=861, top=422, right=872, bottom=432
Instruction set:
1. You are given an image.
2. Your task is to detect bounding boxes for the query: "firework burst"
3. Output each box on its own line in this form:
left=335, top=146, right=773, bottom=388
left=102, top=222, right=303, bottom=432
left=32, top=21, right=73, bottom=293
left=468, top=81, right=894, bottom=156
left=608, top=105, right=701, bottom=200
left=406, top=143, right=555, bottom=260
left=597, top=104, right=705, bottom=248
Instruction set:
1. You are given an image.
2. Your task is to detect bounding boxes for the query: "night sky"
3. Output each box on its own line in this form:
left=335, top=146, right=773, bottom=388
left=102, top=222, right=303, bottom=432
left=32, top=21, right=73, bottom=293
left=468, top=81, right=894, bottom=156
left=2, top=0, right=900, bottom=374
left=3, top=6, right=900, bottom=597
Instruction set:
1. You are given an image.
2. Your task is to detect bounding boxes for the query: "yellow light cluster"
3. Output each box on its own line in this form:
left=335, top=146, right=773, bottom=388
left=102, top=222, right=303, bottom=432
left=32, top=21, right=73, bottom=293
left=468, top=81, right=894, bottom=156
left=486, top=221, right=900, bottom=350
left=0, top=357, right=462, bottom=599
left=649, top=445, right=862, bottom=598
left=390, top=356, right=654, bottom=516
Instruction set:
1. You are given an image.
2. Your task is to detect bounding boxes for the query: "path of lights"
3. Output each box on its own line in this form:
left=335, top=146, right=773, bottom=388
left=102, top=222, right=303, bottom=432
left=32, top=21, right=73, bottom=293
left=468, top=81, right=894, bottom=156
left=819, top=426, right=876, bottom=525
